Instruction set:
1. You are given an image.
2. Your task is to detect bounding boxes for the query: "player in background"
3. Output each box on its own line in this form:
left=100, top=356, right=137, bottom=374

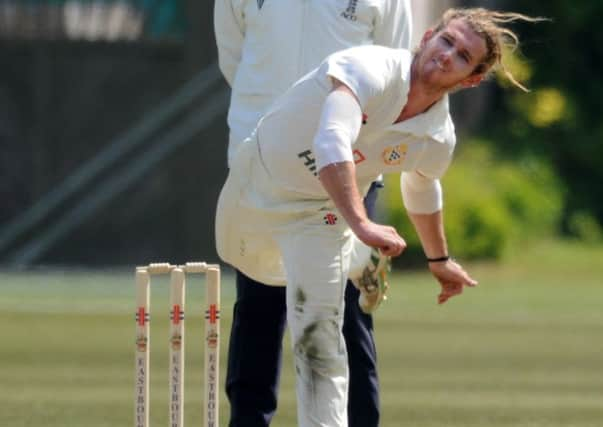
left=214, top=1, right=412, bottom=426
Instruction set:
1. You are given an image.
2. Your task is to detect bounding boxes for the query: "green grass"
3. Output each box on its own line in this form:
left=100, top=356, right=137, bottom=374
left=1, top=239, right=602, bottom=426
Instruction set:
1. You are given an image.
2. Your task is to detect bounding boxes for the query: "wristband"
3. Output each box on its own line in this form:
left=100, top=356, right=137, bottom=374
left=427, top=255, right=449, bottom=263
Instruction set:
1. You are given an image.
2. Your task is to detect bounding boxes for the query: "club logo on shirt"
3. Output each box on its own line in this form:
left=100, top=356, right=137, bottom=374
left=257, top=0, right=265, bottom=10
left=382, top=143, right=408, bottom=166
left=324, top=213, right=338, bottom=225
left=341, top=0, right=358, bottom=21
left=353, top=149, right=366, bottom=164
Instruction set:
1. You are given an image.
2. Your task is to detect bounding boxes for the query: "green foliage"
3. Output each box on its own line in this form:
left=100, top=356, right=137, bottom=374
left=567, top=211, right=603, bottom=244
left=384, top=141, right=564, bottom=261
left=475, top=0, right=603, bottom=230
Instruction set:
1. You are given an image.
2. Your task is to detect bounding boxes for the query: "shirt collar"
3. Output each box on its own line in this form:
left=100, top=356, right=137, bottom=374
left=389, top=94, right=453, bottom=144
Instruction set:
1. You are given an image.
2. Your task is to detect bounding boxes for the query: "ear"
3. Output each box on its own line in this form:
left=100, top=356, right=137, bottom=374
left=420, top=28, right=435, bottom=47
left=459, top=73, right=484, bottom=89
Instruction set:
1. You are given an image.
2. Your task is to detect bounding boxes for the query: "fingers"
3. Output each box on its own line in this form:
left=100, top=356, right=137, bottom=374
left=437, top=278, right=478, bottom=304
left=453, top=272, right=478, bottom=289
left=380, top=230, right=406, bottom=257
left=465, top=270, right=479, bottom=287
left=429, top=259, right=479, bottom=305
left=381, top=246, right=400, bottom=257
left=466, top=277, right=478, bottom=287
left=453, top=261, right=478, bottom=287
left=438, top=292, right=449, bottom=305
left=437, top=282, right=463, bottom=305
left=354, top=222, right=407, bottom=257
left=380, top=237, right=406, bottom=257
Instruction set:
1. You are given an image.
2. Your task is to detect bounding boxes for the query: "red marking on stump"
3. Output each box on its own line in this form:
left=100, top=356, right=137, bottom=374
left=209, top=305, right=217, bottom=324
left=172, top=305, right=182, bottom=325
left=137, top=307, right=146, bottom=326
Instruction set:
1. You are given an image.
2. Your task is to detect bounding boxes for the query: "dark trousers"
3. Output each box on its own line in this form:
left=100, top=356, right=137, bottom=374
left=226, top=182, right=382, bottom=427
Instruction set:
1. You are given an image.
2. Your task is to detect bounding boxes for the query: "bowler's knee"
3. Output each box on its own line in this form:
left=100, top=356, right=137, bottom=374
left=294, top=319, right=346, bottom=375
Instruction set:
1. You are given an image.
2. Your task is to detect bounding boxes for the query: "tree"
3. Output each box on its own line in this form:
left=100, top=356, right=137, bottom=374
left=471, top=0, right=603, bottom=235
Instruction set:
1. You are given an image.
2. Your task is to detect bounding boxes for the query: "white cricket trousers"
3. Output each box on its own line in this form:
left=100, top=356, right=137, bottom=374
left=278, top=221, right=353, bottom=427
left=216, top=136, right=359, bottom=426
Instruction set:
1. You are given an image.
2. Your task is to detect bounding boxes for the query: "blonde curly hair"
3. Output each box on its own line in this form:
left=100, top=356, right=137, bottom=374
left=433, top=8, right=546, bottom=92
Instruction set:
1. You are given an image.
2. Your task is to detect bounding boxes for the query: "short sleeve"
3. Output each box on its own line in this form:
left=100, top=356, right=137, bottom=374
left=416, top=135, right=456, bottom=180
left=324, top=46, right=388, bottom=109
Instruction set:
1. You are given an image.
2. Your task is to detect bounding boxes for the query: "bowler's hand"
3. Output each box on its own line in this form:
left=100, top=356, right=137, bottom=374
left=354, top=221, right=406, bottom=257
left=429, top=259, right=478, bottom=304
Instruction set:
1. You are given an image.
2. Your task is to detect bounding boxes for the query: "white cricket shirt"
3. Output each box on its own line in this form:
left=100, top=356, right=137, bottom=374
left=256, top=45, right=456, bottom=198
